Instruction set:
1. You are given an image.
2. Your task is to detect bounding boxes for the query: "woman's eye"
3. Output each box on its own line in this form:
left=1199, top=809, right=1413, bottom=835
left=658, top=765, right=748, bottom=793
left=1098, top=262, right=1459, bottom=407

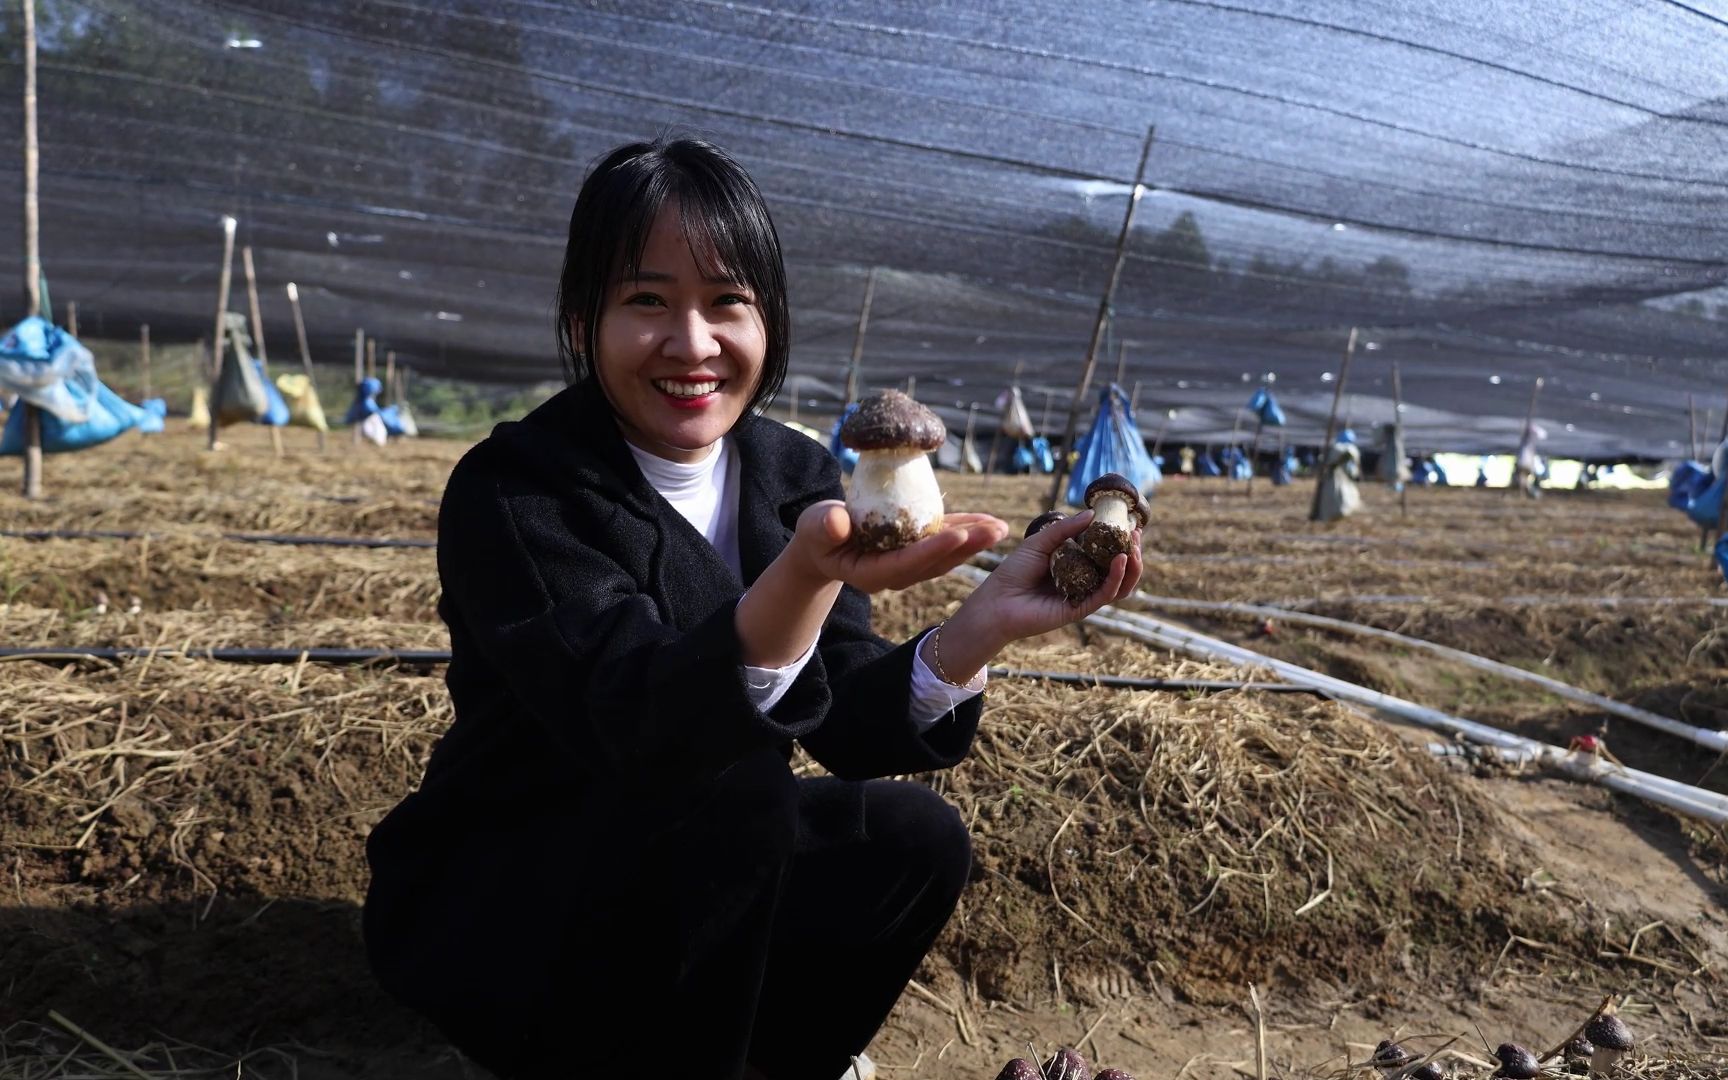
left=716, top=293, right=752, bottom=306
left=623, top=293, right=664, bottom=307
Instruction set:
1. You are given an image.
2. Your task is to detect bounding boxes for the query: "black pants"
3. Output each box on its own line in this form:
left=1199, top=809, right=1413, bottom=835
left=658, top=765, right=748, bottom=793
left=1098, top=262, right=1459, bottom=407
left=383, top=749, right=972, bottom=1080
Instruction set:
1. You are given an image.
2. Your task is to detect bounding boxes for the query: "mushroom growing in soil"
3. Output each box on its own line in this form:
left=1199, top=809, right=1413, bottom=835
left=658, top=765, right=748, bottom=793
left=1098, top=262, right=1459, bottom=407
left=1024, top=510, right=1103, bottom=605
left=839, top=389, right=948, bottom=551
left=995, top=1060, right=1042, bottom=1080
left=1078, top=473, right=1149, bottom=569
left=1042, top=1047, right=1090, bottom=1080
left=1583, top=1013, right=1633, bottom=1075
left=1095, top=1070, right=1137, bottom=1080
left=1411, top=1062, right=1445, bottom=1080
left=1372, top=1041, right=1413, bottom=1070
left=1493, top=1043, right=1541, bottom=1080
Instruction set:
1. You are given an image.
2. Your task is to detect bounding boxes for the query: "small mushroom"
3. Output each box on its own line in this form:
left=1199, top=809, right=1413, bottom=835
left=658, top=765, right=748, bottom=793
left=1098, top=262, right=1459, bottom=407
left=1042, top=1047, right=1089, bottom=1080
left=1024, top=509, right=1102, bottom=605
left=1493, top=1043, right=1540, bottom=1080
left=996, top=1061, right=1042, bottom=1080
left=93, top=590, right=110, bottom=616
left=839, top=389, right=948, bottom=551
left=1078, top=473, right=1149, bottom=568
left=1411, top=1063, right=1445, bottom=1080
left=1372, top=1041, right=1413, bottom=1070
left=1095, top=1070, right=1136, bottom=1080
left=1583, top=1013, right=1632, bottom=1075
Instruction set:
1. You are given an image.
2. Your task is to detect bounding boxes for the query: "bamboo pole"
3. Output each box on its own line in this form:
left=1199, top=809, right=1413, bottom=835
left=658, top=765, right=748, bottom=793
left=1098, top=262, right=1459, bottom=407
left=844, top=267, right=876, bottom=408
left=65, top=300, right=76, bottom=337
left=206, top=215, right=238, bottom=451
left=284, top=283, right=325, bottom=451
left=20, top=0, right=42, bottom=499
left=905, top=375, right=916, bottom=400
left=366, top=337, right=376, bottom=382
left=1245, top=380, right=1268, bottom=498
left=139, top=323, right=151, bottom=400
left=351, top=328, right=363, bottom=446
left=1308, top=327, right=1358, bottom=522
left=1689, top=392, right=1699, bottom=461
left=1129, top=380, right=1142, bottom=414
left=1150, top=409, right=1173, bottom=461
left=1392, top=360, right=1407, bottom=517
left=1047, top=124, right=1156, bottom=511
left=241, top=244, right=282, bottom=457
left=385, top=350, right=396, bottom=405
left=1113, top=339, right=1128, bottom=387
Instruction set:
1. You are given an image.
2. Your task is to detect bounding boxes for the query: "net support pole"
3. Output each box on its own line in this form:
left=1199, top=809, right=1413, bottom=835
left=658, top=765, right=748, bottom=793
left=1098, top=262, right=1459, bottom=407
left=1512, top=376, right=1544, bottom=497
left=351, top=328, right=364, bottom=447
left=844, top=267, right=875, bottom=408
left=1392, top=360, right=1407, bottom=517
left=242, top=244, right=282, bottom=458
left=1688, top=392, right=1699, bottom=462
left=205, top=215, right=238, bottom=452
left=1244, top=404, right=1266, bottom=498
left=139, top=323, right=151, bottom=400
left=1309, top=326, right=1357, bottom=522
left=286, top=283, right=325, bottom=452
left=65, top=300, right=76, bottom=337
left=1046, top=124, right=1156, bottom=512
left=20, top=0, right=42, bottom=499
left=366, top=336, right=376, bottom=382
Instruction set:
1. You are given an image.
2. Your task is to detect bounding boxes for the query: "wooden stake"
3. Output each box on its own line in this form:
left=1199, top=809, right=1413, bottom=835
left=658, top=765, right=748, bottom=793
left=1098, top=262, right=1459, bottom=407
left=139, top=323, right=151, bottom=400
left=241, top=245, right=268, bottom=366
left=366, top=337, right=376, bottom=382
left=905, top=375, right=916, bottom=400
left=1047, top=124, right=1156, bottom=511
left=20, top=0, right=42, bottom=499
left=65, top=299, right=76, bottom=337
left=206, top=215, right=238, bottom=451
left=1113, top=339, right=1129, bottom=387
left=1689, top=392, right=1699, bottom=461
left=1245, top=382, right=1268, bottom=498
left=284, top=283, right=325, bottom=451
left=1130, top=380, right=1142, bottom=414
left=963, top=402, right=980, bottom=473
left=1150, top=409, right=1173, bottom=461
left=385, top=350, right=396, bottom=404
left=1393, top=360, right=1408, bottom=517
left=844, top=267, right=876, bottom=407
left=351, top=327, right=364, bottom=446
left=1309, top=327, right=1358, bottom=522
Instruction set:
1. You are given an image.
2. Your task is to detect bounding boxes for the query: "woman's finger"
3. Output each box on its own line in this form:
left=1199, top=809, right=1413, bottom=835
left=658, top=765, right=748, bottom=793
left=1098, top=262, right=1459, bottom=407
left=1018, top=508, right=1093, bottom=556
left=1082, top=553, right=1129, bottom=618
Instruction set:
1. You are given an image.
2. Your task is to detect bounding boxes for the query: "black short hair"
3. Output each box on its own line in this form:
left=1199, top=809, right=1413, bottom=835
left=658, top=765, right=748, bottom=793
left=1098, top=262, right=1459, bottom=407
left=555, top=138, right=790, bottom=417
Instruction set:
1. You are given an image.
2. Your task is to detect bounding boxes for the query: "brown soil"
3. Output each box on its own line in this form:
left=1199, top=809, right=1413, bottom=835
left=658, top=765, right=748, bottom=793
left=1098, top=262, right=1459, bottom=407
left=1, top=428, right=1724, bottom=1078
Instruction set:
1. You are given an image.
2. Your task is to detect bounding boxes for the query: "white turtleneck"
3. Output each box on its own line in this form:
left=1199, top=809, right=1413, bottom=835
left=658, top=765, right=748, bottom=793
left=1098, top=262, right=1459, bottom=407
left=626, top=437, right=982, bottom=727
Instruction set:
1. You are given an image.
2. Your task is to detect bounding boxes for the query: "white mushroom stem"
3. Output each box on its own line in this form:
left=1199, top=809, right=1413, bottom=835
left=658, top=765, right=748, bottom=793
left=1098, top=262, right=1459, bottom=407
left=1092, top=491, right=1134, bottom=532
left=849, top=447, right=944, bottom=529
left=1589, top=1048, right=1626, bottom=1076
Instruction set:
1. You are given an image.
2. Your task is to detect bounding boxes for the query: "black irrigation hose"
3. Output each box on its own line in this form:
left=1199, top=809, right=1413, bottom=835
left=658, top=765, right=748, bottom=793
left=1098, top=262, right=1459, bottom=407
left=0, top=646, right=1319, bottom=695
left=0, top=528, right=436, bottom=549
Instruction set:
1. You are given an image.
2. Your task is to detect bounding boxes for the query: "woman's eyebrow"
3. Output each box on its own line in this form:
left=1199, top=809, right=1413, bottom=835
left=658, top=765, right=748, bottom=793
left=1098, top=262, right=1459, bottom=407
left=619, top=269, right=746, bottom=287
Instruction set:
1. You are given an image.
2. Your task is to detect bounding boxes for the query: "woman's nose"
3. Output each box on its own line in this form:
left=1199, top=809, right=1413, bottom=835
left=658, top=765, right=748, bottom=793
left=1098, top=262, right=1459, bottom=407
left=663, top=308, right=722, bottom=363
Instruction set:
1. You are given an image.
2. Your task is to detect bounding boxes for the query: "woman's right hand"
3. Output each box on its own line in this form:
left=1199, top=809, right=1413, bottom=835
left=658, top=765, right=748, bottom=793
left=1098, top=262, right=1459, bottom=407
left=791, top=501, right=1008, bottom=594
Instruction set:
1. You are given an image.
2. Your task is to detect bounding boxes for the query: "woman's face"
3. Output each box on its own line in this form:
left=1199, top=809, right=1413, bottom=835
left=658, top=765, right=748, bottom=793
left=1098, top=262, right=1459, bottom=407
left=589, top=202, right=767, bottom=463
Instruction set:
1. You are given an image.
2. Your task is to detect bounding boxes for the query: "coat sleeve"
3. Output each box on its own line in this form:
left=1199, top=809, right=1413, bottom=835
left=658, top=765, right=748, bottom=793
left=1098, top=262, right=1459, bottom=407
left=438, top=454, right=831, bottom=775
left=796, top=584, right=984, bottom=781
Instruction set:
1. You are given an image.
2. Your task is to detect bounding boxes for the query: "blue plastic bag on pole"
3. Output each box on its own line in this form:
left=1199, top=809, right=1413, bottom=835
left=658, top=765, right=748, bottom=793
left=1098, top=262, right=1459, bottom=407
left=1247, top=387, right=1286, bottom=426
left=1669, top=460, right=1711, bottom=510
left=137, top=397, right=167, bottom=434
left=344, top=377, right=383, bottom=425
left=0, top=377, right=148, bottom=454
left=255, top=361, right=290, bottom=426
left=1687, top=477, right=1725, bottom=528
left=1197, top=449, right=1222, bottom=477
left=828, top=402, right=860, bottom=475
left=0, top=315, right=92, bottom=421
left=1064, top=383, right=1159, bottom=507
left=1031, top=435, right=1054, bottom=474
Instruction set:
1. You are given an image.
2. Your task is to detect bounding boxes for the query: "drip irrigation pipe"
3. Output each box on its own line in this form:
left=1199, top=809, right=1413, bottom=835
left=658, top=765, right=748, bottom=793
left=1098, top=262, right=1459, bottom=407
left=0, top=646, right=1315, bottom=696
left=0, top=528, right=436, bottom=549
left=1117, top=591, right=1728, bottom=754
left=1269, top=594, right=1728, bottom=608
left=951, top=564, right=1728, bottom=824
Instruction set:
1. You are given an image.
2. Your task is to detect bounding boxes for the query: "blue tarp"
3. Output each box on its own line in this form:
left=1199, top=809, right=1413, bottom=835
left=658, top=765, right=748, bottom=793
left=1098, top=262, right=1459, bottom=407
left=1219, top=445, right=1252, bottom=481
left=1196, top=449, right=1222, bottom=477
left=1247, top=387, right=1286, bottom=427
left=137, top=397, right=166, bottom=434
left=1011, top=436, right=1055, bottom=475
left=1669, top=460, right=1711, bottom=510
left=0, top=316, right=146, bottom=455
left=828, top=402, right=860, bottom=475
left=1273, top=449, right=1297, bottom=486
left=1064, top=383, right=1159, bottom=507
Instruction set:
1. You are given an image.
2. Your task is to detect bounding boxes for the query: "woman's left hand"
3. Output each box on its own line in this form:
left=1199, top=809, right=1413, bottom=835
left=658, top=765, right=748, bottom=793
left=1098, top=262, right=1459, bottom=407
left=934, top=509, right=1144, bottom=673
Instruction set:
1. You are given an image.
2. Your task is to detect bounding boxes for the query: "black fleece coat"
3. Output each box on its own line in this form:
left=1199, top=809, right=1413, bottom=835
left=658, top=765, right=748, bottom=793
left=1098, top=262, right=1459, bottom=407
left=363, top=377, right=983, bottom=1030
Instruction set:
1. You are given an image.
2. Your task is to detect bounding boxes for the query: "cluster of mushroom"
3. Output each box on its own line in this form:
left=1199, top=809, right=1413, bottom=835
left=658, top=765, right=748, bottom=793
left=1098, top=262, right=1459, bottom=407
left=1025, top=473, right=1149, bottom=605
left=994, top=1045, right=1134, bottom=1080
left=1366, top=1009, right=1632, bottom=1080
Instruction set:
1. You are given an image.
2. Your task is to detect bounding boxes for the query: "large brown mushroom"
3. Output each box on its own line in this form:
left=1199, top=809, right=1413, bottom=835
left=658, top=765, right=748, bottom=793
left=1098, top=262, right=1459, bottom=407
left=1583, top=1013, right=1632, bottom=1075
left=1411, top=1063, right=1445, bottom=1080
left=1095, top=1070, right=1137, bottom=1080
left=840, top=390, right=948, bottom=551
left=1493, top=1043, right=1541, bottom=1080
left=1025, top=509, right=1103, bottom=605
left=1042, top=1047, right=1089, bottom=1080
left=995, top=1060, right=1042, bottom=1080
left=1078, top=472, right=1149, bottom=568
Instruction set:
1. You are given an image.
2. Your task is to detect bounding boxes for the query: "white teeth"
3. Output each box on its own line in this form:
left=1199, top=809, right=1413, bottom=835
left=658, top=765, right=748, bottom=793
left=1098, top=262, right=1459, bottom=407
left=654, top=379, right=719, bottom=398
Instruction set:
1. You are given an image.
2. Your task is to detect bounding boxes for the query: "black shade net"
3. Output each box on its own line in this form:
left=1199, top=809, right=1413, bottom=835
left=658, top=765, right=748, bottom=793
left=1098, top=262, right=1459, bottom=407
left=0, top=0, right=1725, bottom=458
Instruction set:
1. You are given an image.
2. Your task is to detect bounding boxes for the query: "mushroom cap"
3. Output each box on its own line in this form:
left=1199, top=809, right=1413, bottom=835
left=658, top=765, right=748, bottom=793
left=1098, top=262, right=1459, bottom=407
left=1373, top=1041, right=1413, bottom=1069
left=1562, top=1034, right=1595, bottom=1061
left=839, top=389, right=946, bottom=451
left=1411, top=1063, right=1445, bottom=1080
left=1493, top=1043, right=1540, bottom=1080
left=1042, top=1047, right=1090, bottom=1080
left=1083, top=472, right=1150, bottom=525
left=1095, top=1070, right=1137, bottom=1080
left=1584, top=1013, right=1633, bottom=1052
left=996, top=1060, right=1043, bottom=1080
left=1025, top=510, right=1068, bottom=538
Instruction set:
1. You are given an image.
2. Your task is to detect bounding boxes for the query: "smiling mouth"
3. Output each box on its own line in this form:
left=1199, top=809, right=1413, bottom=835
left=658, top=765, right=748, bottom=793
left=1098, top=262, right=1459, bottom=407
left=653, top=378, right=722, bottom=398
